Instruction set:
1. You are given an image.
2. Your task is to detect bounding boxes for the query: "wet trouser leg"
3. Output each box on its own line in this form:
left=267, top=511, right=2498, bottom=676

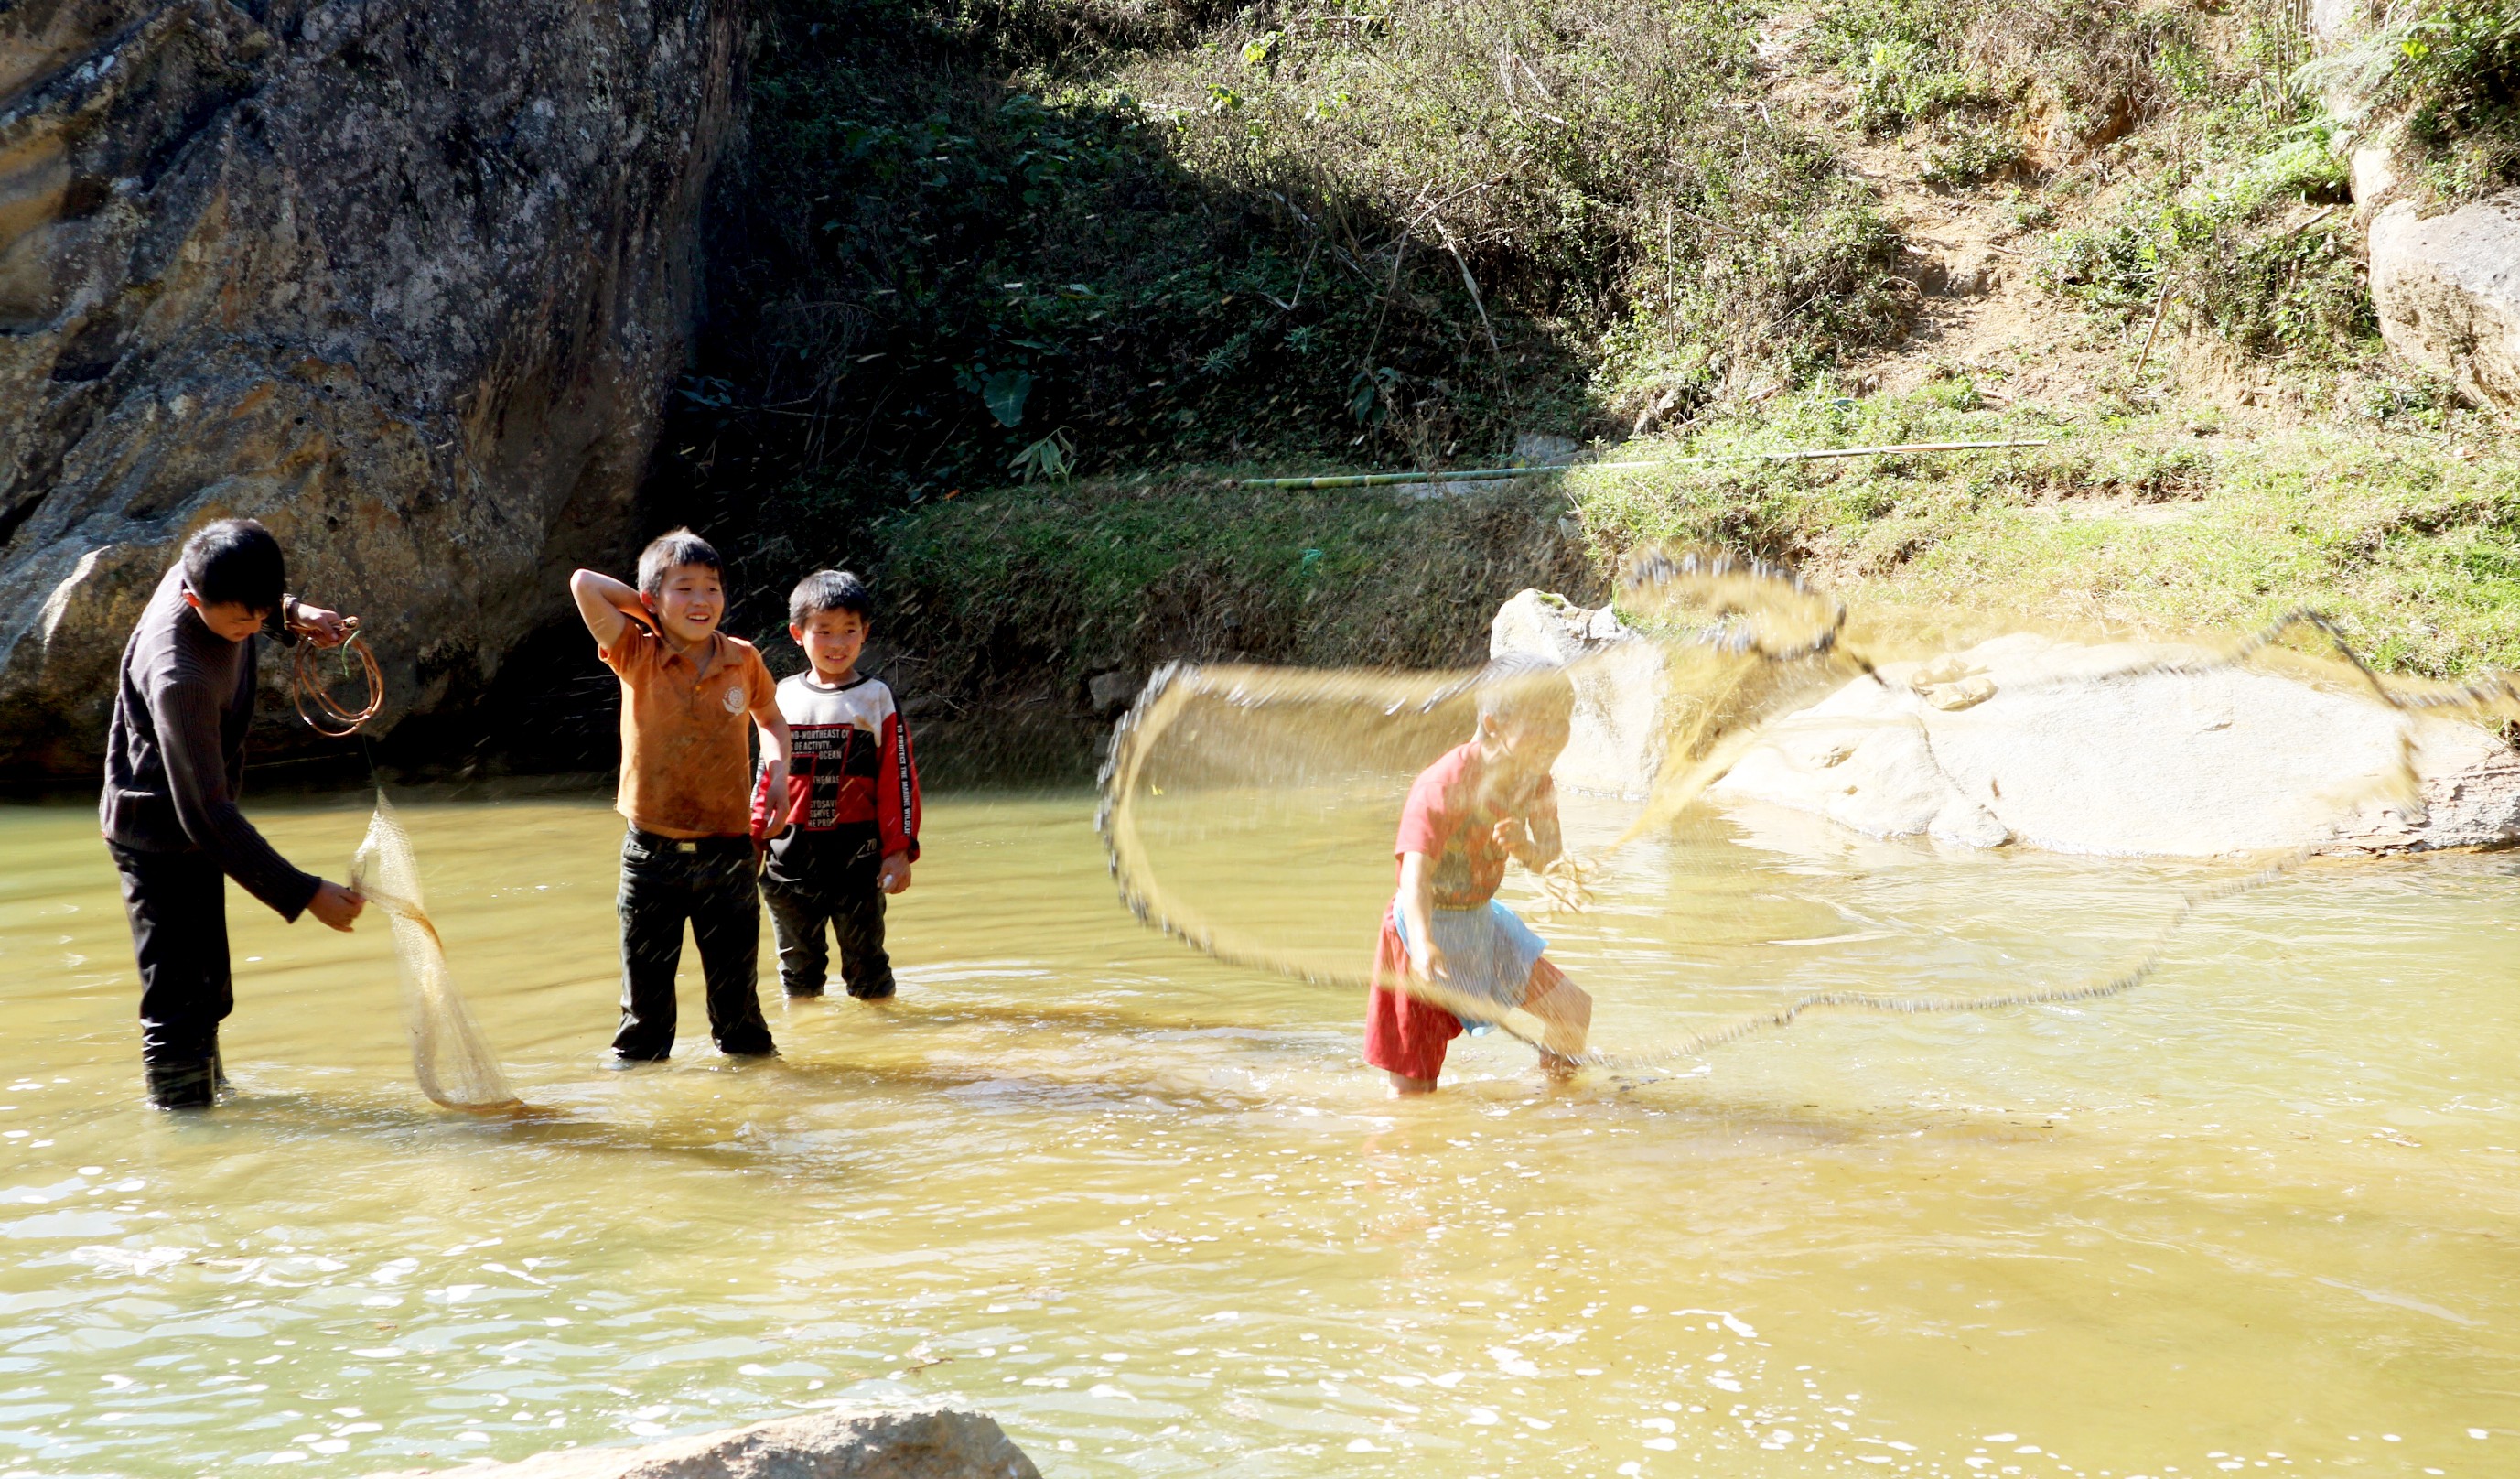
left=109, top=843, right=231, bottom=1108
left=763, top=880, right=832, bottom=998
left=614, top=832, right=688, bottom=1060
left=615, top=833, right=774, bottom=1059
left=689, top=847, right=774, bottom=1055
left=830, top=873, right=894, bottom=1001
left=764, top=825, right=890, bottom=999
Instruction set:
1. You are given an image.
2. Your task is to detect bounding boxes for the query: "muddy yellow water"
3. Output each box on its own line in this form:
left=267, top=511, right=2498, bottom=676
left=4, top=788, right=2517, bottom=1478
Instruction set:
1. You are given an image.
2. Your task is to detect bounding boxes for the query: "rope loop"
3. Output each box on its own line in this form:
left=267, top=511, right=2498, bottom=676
left=292, top=624, right=385, bottom=738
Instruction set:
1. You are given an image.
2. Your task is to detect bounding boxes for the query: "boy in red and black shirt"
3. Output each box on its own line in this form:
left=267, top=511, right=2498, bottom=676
left=1366, top=660, right=1593, bottom=1095
left=750, top=570, right=921, bottom=999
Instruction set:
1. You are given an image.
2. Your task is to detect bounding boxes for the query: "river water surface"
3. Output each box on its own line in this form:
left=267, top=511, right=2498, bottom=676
left=3, top=788, right=2517, bottom=1477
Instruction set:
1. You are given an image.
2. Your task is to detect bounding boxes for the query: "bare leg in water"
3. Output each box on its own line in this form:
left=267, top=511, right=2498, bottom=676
left=1384, top=965, right=1591, bottom=1095
left=1524, top=962, right=1593, bottom=1079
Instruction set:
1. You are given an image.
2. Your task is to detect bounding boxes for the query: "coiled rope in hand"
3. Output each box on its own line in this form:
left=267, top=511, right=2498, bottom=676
left=292, top=621, right=385, bottom=738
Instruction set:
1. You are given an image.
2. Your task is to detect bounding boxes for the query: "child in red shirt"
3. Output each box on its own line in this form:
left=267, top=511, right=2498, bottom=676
left=1365, top=662, right=1594, bottom=1095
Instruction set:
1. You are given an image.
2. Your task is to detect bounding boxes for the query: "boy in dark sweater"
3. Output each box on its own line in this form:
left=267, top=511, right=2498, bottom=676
left=101, top=518, right=367, bottom=1109
left=749, top=571, right=921, bottom=1000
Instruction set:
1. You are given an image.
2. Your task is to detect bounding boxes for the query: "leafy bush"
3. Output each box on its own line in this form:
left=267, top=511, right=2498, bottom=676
left=685, top=6, right=1428, bottom=500
left=2330, top=0, right=2520, bottom=199
left=2040, top=127, right=2370, bottom=361
left=1813, top=0, right=2200, bottom=162
left=1137, top=0, right=1909, bottom=422
left=1920, top=121, right=2027, bottom=187
left=669, top=0, right=1906, bottom=513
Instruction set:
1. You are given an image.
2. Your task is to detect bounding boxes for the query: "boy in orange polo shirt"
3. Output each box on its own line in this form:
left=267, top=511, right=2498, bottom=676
left=571, top=529, right=792, bottom=1063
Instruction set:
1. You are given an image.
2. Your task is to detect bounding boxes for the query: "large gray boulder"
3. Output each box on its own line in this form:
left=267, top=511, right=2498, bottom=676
left=0, top=0, right=739, bottom=771
left=2309, top=1, right=2520, bottom=411
left=370, top=1405, right=1039, bottom=1479
left=1490, top=588, right=1665, bottom=798
left=2369, top=193, right=2520, bottom=410
left=1706, top=632, right=2520, bottom=857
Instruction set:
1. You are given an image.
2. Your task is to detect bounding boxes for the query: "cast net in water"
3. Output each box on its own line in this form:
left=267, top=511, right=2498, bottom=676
left=1098, top=550, right=2520, bottom=1073
left=350, top=794, right=524, bottom=1112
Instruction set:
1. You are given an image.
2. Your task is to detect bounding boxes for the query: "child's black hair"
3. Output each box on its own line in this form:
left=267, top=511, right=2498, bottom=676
left=181, top=518, right=286, bottom=613
left=636, top=527, right=722, bottom=601
left=788, top=568, right=874, bottom=629
left=1474, top=655, right=1577, bottom=726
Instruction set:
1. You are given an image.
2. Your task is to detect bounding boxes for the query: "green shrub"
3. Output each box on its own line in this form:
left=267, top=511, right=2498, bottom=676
left=2039, top=128, right=2369, bottom=361
left=1130, top=0, right=1906, bottom=419
left=1920, top=121, right=2027, bottom=187
left=672, top=0, right=1908, bottom=510
left=1812, top=0, right=2201, bottom=160
left=2332, top=0, right=2520, bottom=199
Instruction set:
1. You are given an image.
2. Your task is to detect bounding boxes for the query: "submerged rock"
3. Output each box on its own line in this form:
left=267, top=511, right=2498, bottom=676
left=1707, top=632, right=2520, bottom=857
left=0, top=0, right=740, bottom=770
left=370, top=1405, right=1039, bottom=1479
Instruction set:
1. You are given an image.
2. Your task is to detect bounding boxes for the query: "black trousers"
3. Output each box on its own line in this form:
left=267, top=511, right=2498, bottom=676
left=762, top=825, right=894, bottom=999
left=613, top=830, right=775, bottom=1060
left=108, top=842, right=230, bottom=1107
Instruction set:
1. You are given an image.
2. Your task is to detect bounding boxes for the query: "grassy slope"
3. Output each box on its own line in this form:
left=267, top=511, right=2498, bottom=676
left=715, top=0, right=2517, bottom=760
left=873, top=472, right=1594, bottom=692
left=1571, top=392, right=2520, bottom=675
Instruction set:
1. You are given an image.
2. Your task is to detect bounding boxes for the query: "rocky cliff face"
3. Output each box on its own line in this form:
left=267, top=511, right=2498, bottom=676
left=0, top=0, right=740, bottom=771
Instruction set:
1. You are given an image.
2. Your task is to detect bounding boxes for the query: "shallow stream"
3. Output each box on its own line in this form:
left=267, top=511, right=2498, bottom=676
left=4, top=789, right=2517, bottom=1477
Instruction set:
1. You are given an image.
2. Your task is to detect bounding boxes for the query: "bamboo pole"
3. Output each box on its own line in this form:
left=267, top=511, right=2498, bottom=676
left=1229, top=440, right=2051, bottom=490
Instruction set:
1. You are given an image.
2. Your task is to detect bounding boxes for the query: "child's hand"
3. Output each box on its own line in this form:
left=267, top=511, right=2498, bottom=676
left=1491, top=817, right=1525, bottom=852
left=1411, top=942, right=1448, bottom=982
left=759, top=814, right=788, bottom=842
left=291, top=603, right=357, bottom=648
left=878, top=852, right=913, bottom=895
left=307, top=880, right=364, bottom=932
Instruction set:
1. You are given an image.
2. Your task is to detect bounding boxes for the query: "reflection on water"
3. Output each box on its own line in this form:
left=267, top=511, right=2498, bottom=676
left=2, top=788, right=2517, bottom=1478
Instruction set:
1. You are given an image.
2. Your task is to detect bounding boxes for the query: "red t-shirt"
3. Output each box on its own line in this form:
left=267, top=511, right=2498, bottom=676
left=1395, top=741, right=1559, bottom=910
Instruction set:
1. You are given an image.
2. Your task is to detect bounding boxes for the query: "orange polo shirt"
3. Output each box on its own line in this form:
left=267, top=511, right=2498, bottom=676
left=600, top=625, right=777, bottom=837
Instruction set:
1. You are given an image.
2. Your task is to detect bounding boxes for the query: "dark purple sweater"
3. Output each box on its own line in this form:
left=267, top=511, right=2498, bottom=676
left=99, top=565, right=320, bottom=919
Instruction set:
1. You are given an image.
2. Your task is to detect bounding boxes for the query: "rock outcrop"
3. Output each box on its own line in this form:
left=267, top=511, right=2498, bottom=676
left=0, top=0, right=740, bottom=770
left=2369, top=194, right=2520, bottom=411
left=1706, top=632, right=2520, bottom=857
left=1490, top=588, right=1665, bottom=798
left=2310, top=0, right=2520, bottom=414
left=370, top=1405, right=1040, bottom=1479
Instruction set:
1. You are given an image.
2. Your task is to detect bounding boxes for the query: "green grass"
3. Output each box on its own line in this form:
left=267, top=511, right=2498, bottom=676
left=1567, top=392, right=2520, bottom=675
left=856, top=471, right=1596, bottom=699
left=817, top=389, right=2517, bottom=720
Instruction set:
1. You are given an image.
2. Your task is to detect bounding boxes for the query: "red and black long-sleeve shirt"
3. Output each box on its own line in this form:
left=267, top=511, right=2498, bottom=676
left=748, top=672, right=921, bottom=861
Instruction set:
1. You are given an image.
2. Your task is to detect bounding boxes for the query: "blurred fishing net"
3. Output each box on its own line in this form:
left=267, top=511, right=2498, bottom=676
left=1098, top=549, right=2520, bottom=1073
left=350, top=794, right=525, bottom=1112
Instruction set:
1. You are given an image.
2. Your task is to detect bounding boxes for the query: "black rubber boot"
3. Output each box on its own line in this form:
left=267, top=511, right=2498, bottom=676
left=145, top=1057, right=217, bottom=1110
